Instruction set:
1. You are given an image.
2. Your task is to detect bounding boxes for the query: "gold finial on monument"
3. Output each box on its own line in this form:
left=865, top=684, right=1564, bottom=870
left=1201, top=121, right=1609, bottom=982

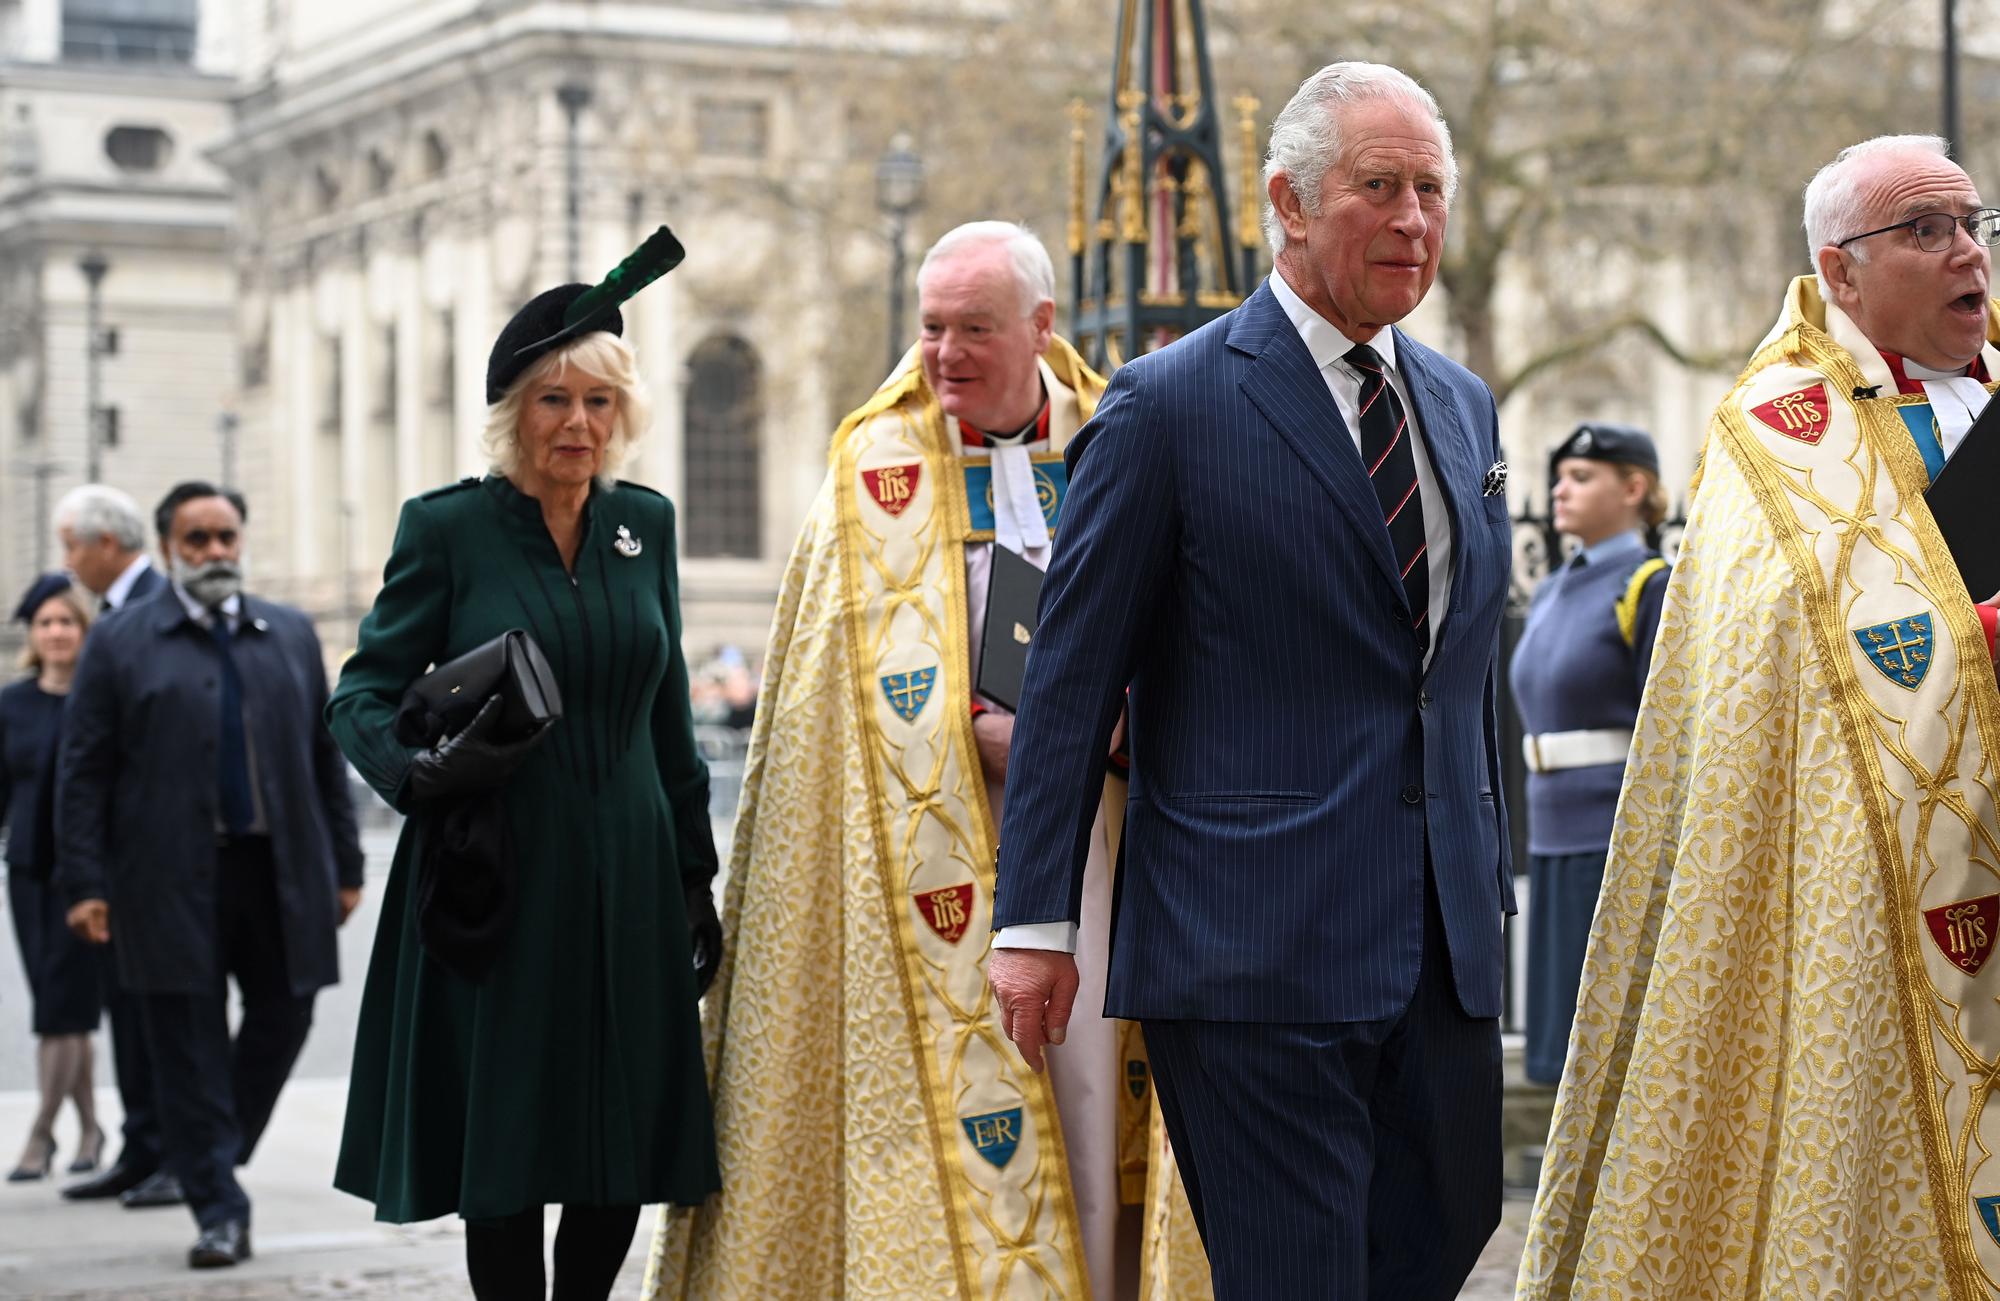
left=1117, top=87, right=1147, bottom=245
left=1067, top=99, right=1090, bottom=257
left=1234, top=92, right=1262, bottom=250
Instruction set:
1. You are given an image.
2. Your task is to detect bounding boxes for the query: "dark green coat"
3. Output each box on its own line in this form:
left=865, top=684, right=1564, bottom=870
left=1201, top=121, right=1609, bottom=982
left=327, top=474, right=720, bottom=1223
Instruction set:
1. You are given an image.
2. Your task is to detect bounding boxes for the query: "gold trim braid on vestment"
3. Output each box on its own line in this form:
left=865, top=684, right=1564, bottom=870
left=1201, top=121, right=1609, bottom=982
left=828, top=343, right=1104, bottom=1296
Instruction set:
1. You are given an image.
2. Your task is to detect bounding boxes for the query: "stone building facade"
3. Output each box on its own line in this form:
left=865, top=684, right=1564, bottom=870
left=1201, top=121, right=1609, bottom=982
left=0, top=0, right=237, bottom=622
left=214, top=0, right=872, bottom=658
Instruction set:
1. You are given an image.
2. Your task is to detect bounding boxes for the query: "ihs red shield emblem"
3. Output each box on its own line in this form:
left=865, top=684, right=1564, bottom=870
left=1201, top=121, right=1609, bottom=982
left=861, top=463, right=922, bottom=517
left=1749, top=383, right=1832, bottom=445
left=1923, top=893, right=2000, bottom=975
left=913, top=883, right=975, bottom=945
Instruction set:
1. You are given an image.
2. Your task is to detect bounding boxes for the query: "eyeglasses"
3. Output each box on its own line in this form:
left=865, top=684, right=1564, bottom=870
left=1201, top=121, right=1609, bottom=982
left=1835, top=208, right=2000, bottom=253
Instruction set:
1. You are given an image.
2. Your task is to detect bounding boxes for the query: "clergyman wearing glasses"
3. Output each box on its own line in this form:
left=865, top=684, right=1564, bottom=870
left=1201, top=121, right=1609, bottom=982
left=1520, top=134, right=2000, bottom=1293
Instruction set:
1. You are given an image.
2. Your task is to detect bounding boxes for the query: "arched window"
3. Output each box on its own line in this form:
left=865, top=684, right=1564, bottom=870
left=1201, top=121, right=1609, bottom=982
left=683, top=335, right=762, bottom=559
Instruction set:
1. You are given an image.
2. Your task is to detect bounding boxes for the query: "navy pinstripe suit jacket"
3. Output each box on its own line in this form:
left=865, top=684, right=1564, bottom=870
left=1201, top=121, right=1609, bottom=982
left=994, top=282, right=1516, bottom=1022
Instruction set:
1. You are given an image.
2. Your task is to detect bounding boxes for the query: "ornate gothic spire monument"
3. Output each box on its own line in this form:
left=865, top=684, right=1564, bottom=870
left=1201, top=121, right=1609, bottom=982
left=1066, top=0, right=1262, bottom=371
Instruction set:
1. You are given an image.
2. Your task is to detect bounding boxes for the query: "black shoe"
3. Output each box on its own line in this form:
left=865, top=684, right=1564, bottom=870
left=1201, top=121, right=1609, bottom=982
left=188, top=1220, right=251, bottom=1269
left=68, top=1125, right=106, bottom=1175
left=6, top=1135, right=55, bottom=1182
left=119, top=1171, right=185, bottom=1209
left=62, top=1159, right=152, bottom=1201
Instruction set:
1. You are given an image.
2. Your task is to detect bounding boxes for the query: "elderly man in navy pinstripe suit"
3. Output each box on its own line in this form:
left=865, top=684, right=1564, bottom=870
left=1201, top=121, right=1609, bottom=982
left=990, top=62, right=1515, bottom=1299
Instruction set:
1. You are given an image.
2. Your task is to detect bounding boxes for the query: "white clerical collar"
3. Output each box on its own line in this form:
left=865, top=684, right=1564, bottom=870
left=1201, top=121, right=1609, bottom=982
left=1268, top=270, right=1399, bottom=375
left=1906, top=357, right=1977, bottom=381
left=103, top=553, right=151, bottom=609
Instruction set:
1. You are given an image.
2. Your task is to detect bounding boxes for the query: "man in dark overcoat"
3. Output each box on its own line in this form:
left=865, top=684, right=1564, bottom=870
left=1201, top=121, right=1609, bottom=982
left=55, top=481, right=365, bottom=1269
left=49, top=483, right=176, bottom=1209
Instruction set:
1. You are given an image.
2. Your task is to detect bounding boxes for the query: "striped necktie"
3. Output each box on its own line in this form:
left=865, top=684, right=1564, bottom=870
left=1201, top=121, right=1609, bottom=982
left=1347, top=343, right=1429, bottom=651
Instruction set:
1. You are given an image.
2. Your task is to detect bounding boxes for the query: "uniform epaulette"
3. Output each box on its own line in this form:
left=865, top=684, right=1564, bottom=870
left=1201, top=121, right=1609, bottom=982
left=418, top=475, right=482, bottom=501
left=1616, top=557, right=1669, bottom=648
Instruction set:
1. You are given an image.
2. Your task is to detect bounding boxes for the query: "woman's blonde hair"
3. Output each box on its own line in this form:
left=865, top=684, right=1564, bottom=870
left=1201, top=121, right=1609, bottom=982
left=16, top=586, right=94, bottom=672
left=1619, top=465, right=1670, bottom=531
left=482, top=331, right=653, bottom=483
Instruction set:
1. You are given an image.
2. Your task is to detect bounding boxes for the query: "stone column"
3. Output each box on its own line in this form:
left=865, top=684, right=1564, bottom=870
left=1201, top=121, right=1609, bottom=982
left=454, top=229, right=492, bottom=476
left=338, top=252, right=369, bottom=624
left=194, top=0, right=237, bottom=75
left=281, top=274, right=318, bottom=578
left=648, top=264, right=685, bottom=514
left=16, top=0, right=59, bottom=63
left=394, top=225, right=425, bottom=504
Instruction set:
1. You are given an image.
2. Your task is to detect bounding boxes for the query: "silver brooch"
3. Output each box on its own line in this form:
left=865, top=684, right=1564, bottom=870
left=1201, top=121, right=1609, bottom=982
left=1482, top=461, right=1508, bottom=498
left=613, top=525, right=643, bottom=558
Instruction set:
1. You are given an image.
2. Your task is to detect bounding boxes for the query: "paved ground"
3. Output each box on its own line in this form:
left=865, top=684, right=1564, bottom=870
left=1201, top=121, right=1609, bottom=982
left=0, top=804, right=1536, bottom=1296
left=0, top=1073, right=1528, bottom=1299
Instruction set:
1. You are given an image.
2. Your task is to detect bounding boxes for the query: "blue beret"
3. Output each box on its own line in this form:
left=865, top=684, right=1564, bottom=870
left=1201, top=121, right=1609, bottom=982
left=1548, top=422, right=1659, bottom=484
left=13, top=573, right=73, bottom=625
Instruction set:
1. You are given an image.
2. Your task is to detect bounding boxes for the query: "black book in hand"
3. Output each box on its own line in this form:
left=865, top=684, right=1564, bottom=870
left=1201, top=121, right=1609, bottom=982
left=977, top=545, right=1044, bottom=713
left=1925, top=390, right=2000, bottom=603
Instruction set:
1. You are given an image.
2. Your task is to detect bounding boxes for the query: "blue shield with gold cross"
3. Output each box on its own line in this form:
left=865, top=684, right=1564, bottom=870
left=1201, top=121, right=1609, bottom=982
left=879, top=667, right=937, bottom=722
left=1853, top=613, right=1935, bottom=690
left=961, top=1107, right=1023, bottom=1169
left=1980, top=1194, right=2000, bottom=1247
left=964, top=459, right=1069, bottom=534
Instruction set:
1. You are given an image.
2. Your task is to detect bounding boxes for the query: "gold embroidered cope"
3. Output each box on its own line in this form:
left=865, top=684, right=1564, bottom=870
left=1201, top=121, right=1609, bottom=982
left=644, top=339, right=1206, bottom=1299
left=1519, top=279, right=2000, bottom=1298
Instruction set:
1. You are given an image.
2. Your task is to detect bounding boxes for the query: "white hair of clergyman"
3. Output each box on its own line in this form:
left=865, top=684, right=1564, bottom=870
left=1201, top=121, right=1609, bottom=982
left=1261, top=61, right=1459, bottom=259
left=916, top=221, right=1056, bottom=318
left=482, top=330, right=653, bottom=484
left=1803, top=134, right=1952, bottom=293
left=53, top=483, right=146, bottom=552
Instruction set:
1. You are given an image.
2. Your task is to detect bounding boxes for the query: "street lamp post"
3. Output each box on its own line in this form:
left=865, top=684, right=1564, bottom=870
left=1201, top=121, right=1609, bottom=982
left=218, top=410, right=239, bottom=487
left=557, top=82, right=593, bottom=282
left=78, top=250, right=108, bottom=483
left=875, top=134, right=925, bottom=375
left=1944, top=0, right=1961, bottom=154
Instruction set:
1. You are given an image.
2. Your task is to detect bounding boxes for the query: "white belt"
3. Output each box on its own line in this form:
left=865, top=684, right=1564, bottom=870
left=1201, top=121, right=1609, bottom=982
left=1522, top=728, right=1632, bottom=773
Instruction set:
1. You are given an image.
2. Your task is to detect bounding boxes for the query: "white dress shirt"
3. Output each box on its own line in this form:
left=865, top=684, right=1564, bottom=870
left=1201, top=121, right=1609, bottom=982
left=1267, top=270, right=1454, bottom=655
left=994, top=275, right=1458, bottom=956
left=102, top=552, right=152, bottom=610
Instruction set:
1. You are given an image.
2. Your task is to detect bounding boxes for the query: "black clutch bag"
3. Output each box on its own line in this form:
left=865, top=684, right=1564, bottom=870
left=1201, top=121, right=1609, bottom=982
left=394, top=629, right=564, bottom=748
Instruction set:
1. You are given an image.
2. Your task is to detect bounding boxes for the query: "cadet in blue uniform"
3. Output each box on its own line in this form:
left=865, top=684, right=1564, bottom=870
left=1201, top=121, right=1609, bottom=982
left=1509, top=423, right=1670, bottom=1085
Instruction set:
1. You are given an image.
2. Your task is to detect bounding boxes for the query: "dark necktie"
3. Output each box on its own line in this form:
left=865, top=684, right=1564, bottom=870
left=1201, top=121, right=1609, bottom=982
left=1347, top=344, right=1430, bottom=651
left=211, top=618, right=254, bottom=835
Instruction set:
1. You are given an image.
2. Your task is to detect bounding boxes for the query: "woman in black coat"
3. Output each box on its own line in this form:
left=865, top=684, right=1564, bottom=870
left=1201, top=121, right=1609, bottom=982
left=2, top=575, right=105, bottom=1180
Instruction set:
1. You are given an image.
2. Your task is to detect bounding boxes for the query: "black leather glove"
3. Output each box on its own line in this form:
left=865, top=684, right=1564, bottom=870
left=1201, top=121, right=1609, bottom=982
left=687, top=880, right=723, bottom=997
left=404, top=695, right=553, bottom=804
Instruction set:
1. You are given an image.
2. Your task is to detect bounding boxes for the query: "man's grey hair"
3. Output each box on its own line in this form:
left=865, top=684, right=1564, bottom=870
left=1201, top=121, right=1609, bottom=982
left=1803, top=134, right=1953, bottom=294
left=916, top=221, right=1056, bottom=317
left=1261, top=61, right=1459, bottom=258
left=54, top=484, right=146, bottom=552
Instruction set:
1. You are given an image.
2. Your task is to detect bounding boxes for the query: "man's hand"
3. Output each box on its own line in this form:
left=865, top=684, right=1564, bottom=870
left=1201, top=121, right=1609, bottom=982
left=972, top=711, right=1014, bottom=786
left=988, top=947, right=1079, bottom=1073
left=337, top=887, right=363, bottom=926
left=67, top=899, right=110, bottom=944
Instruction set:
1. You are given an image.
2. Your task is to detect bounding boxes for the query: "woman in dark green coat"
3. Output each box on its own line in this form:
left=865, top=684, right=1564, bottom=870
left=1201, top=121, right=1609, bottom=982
left=327, top=270, right=721, bottom=1301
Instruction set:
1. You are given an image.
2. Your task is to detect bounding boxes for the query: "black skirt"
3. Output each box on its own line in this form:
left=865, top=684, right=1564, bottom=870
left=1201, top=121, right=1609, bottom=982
left=6, top=868, right=105, bottom=1036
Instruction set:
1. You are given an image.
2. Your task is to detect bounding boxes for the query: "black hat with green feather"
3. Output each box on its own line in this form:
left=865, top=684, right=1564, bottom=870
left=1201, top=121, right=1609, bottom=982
left=484, top=225, right=685, bottom=404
